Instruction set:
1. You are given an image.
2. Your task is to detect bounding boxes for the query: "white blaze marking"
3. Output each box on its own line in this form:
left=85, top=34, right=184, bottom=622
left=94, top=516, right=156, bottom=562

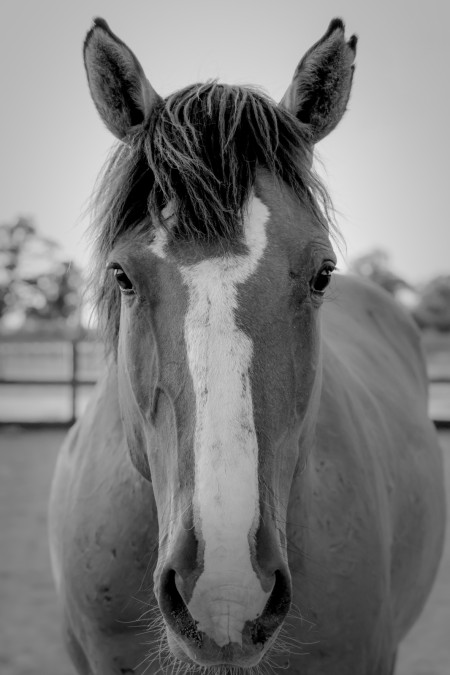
left=179, top=196, right=270, bottom=646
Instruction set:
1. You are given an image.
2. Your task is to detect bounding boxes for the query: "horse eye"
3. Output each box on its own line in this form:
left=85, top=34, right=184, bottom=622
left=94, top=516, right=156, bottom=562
left=311, top=264, right=334, bottom=295
left=108, top=265, right=134, bottom=294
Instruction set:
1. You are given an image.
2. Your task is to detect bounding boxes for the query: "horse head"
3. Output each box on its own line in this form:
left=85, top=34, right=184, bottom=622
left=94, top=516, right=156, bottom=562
left=84, top=17, right=356, bottom=668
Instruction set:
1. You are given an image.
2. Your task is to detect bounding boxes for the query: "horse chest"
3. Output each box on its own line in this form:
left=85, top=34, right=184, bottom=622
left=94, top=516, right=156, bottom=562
left=54, top=433, right=158, bottom=631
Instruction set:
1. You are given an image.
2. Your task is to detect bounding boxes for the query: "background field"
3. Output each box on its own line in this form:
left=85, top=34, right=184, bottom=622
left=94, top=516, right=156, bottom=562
left=0, top=428, right=449, bottom=675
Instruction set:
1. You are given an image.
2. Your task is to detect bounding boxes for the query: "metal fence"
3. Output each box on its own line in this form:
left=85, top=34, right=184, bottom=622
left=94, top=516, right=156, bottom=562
left=0, top=339, right=103, bottom=426
left=429, top=378, right=450, bottom=429
left=0, top=339, right=448, bottom=428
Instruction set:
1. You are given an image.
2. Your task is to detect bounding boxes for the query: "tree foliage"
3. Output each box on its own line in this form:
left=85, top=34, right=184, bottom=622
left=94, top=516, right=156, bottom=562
left=349, top=249, right=450, bottom=332
left=412, top=275, right=450, bottom=332
left=0, top=217, right=82, bottom=332
left=348, top=248, right=411, bottom=295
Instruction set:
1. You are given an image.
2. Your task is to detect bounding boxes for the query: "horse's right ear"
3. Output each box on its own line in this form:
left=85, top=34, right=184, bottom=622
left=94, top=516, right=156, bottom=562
left=83, top=18, right=162, bottom=140
left=280, top=18, right=357, bottom=143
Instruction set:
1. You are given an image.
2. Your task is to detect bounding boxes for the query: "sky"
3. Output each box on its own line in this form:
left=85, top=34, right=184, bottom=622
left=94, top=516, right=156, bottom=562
left=1, top=0, right=449, bottom=284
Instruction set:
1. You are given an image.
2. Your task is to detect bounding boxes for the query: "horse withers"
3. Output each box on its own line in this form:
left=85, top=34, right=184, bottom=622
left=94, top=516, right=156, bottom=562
left=49, top=17, right=446, bottom=675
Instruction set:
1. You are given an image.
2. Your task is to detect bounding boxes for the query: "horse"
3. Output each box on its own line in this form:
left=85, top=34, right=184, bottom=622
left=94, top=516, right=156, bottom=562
left=48, top=17, right=446, bottom=675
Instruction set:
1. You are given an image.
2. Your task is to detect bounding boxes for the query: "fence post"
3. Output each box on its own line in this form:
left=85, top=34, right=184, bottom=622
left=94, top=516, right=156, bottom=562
left=70, top=340, right=78, bottom=424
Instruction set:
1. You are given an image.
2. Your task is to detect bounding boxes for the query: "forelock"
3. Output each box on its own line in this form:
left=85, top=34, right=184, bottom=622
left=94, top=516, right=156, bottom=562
left=87, top=81, right=335, bottom=353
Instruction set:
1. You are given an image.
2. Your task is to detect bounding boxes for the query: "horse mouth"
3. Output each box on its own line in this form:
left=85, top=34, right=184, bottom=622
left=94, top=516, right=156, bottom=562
left=159, top=569, right=289, bottom=669
left=166, top=624, right=280, bottom=670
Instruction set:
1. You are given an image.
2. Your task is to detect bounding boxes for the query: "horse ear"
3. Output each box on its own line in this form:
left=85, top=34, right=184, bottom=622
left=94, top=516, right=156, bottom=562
left=280, top=18, right=357, bottom=143
left=83, top=17, right=162, bottom=140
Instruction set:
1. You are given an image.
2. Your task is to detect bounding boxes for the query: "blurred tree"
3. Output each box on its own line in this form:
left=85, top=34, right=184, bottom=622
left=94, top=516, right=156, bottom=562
left=412, top=275, right=450, bottom=332
left=348, top=248, right=412, bottom=296
left=0, top=216, right=83, bottom=332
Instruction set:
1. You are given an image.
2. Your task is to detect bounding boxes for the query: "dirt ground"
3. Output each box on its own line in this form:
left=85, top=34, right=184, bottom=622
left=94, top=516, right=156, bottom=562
left=1, top=428, right=449, bottom=675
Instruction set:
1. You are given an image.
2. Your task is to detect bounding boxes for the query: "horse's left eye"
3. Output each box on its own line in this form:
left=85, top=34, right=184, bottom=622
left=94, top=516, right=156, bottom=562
left=107, top=264, right=135, bottom=294
left=311, top=264, right=334, bottom=295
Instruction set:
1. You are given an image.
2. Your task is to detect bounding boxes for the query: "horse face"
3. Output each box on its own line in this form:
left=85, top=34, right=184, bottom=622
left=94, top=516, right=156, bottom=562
left=85, top=15, right=355, bottom=669
left=109, top=170, right=335, bottom=666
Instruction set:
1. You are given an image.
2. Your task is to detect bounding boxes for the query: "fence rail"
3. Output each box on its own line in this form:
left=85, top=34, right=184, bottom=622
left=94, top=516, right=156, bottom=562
left=0, top=340, right=449, bottom=428
left=428, top=377, right=450, bottom=429
left=0, top=339, right=102, bottom=426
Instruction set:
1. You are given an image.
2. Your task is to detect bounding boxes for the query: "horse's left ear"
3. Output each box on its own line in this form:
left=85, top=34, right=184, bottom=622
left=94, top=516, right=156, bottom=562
left=83, top=17, right=162, bottom=140
left=280, top=18, right=357, bottom=143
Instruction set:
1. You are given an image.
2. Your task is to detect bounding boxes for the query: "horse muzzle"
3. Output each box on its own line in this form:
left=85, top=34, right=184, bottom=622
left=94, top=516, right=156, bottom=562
left=154, top=519, right=292, bottom=667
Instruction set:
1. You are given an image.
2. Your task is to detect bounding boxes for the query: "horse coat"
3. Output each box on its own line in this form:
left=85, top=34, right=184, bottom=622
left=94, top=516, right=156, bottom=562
left=49, top=17, right=446, bottom=675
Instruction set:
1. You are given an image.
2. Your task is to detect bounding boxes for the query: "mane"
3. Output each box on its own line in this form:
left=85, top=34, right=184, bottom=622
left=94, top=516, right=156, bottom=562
left=87, top=82, right=336, bottom=352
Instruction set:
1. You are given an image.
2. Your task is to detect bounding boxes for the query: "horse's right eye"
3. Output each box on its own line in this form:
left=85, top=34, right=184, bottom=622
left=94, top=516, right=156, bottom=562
left=114, top=268, right=134, bottom=293
left=107, top=264, right=135, bottom=294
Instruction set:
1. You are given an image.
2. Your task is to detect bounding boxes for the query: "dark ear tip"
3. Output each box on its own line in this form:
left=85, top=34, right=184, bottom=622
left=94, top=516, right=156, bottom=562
left=327, top=17, right=345, bottom=36
left=92, top=17, right=110, bottom=31
left=348, top=34, right=358, bottom=53
left=84, top=17, right=114, bottom=54
left=325, top=18, right=357, bottom=55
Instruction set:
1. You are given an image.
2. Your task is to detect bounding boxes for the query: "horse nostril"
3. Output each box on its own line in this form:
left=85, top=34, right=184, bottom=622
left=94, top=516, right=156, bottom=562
left=259, top=571, right=277, bottom=595
left=160, top=569, right=188, bottom=616
left=250, top=569, right=291, bottom=646
left=266, top=569, right=291, bottom=616
left=159, top=569, right=203, bottom=646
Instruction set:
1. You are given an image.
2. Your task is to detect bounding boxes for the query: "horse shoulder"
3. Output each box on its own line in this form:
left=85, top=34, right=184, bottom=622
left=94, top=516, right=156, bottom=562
left=323, top=273, right=427, bottom=393
left=284, top=275, right=445, bottom=667
left=315, top=273, right=446, bottom=641
left=49, top=366, right=158, bottom=673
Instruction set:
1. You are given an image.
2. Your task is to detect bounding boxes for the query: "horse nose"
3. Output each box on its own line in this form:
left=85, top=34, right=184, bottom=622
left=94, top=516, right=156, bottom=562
left=251, top=516, right=292, bottom=634
left=156, top=514, right=292, bottom=653
left=157, top=522, right=199, bottom=603
left=156, top=525, right=211, bottom=656
left=254, top=514, right=290, bottom=583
